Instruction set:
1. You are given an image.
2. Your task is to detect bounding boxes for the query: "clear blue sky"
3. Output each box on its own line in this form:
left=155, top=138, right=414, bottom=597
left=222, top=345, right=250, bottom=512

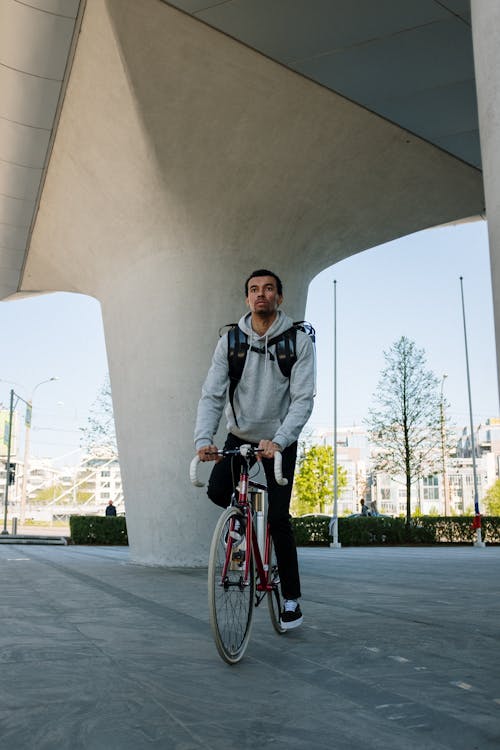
left=0, top=292, right=108, bottom=464
left=0, top=219, right=498, bottom=463
left=306, top=219, right=499, bottom=437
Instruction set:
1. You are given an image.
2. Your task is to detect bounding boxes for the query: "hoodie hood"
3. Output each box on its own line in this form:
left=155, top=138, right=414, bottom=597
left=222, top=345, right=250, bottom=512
left=238, top=310, right=294, bottom=340
left=238, top=311, right=295, bottom=371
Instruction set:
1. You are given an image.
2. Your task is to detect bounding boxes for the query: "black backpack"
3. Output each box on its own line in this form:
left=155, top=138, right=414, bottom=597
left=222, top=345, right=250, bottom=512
left=218, top=321, right=315, bottom=424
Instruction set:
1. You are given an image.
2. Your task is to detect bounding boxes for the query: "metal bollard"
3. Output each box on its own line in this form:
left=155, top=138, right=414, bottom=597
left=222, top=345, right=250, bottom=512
left=12, top=517, right=18, bottom=535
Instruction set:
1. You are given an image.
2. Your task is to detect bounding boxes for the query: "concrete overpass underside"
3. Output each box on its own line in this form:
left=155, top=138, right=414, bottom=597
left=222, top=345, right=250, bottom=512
left=1, top=0, right=499, bottom=564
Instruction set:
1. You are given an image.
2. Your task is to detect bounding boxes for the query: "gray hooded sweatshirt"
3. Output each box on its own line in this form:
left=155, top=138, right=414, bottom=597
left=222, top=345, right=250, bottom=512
left=194, top=311, right=315, bottom=451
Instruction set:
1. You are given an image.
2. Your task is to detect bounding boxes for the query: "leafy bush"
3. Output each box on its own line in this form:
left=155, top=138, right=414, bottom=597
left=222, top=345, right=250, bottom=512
left=292, top=515, right=331, bottom=546
left=291, top=514, right=500, bottom=546
left=339, top=516, right=406, bottom=546
left=69, top=515, right=128, bottom=545
left=482, top=516, right=500, bottom=543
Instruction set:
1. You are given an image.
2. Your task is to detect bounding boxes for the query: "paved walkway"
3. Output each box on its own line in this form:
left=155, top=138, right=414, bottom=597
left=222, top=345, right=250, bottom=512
left=0, top=544, right=499, bottom=749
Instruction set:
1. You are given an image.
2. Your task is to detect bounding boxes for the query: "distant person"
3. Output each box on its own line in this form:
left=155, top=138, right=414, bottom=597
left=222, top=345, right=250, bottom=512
left=105, top=500, right=117, bottom=517
left=360, top=498, right=370, bottom=516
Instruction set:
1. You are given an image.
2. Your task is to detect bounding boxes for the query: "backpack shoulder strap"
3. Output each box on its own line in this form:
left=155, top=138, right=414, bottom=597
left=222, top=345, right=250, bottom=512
left=272, top=327, right=297, bottom=378
left=267, top=321, right=315, bottom=378
left=227, top=325, right=249, bottom=383
left=221, top=324, right=249, bottom=426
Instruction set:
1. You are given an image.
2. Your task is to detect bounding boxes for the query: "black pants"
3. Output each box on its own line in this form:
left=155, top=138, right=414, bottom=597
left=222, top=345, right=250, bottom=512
left=207, top=433, right=301, bottom=600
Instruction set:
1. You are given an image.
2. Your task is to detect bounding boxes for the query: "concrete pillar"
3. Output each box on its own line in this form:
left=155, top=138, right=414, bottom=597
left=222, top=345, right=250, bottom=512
left=471, top=0, right=500, bottom=394
left=23, top=0, right=484, bottom=565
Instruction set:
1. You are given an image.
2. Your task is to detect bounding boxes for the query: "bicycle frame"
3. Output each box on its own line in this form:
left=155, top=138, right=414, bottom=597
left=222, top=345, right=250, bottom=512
left=220, top=459, right=276, bottom=599
left=191, top=442, right=287, bottom=662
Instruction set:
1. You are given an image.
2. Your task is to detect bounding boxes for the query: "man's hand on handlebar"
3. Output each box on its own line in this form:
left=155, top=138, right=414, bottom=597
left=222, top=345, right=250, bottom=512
left=197, top=444, right=221, bottom=462
left=191, top=442, right=288, bottom=486
left=197, top=441, right=282, bottom=462
left=257, top=440, right=282, bottom=461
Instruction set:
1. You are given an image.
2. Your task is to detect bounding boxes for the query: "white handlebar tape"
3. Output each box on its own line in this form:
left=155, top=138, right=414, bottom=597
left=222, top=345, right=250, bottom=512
left=190, top=449, right=288, bottom=487
left=274, top=451, right=288, bottom=486
left=189, top=455, right=205, bottom=487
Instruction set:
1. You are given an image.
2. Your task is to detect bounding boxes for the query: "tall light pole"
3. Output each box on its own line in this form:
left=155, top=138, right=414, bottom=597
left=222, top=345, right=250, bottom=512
left=20, top=377, right=58, bottom=525
left=440, top=374, right=450, bottom=516
left=459, top=277, right=485, bottom=548
left=1, top=389, right=15, bottom=534
left=330, top=280, right=341, bottom=549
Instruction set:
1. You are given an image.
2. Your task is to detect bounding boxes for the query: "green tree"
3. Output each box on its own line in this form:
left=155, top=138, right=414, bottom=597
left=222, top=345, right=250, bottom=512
left=366, top=337, right=446, bottom=525
left=80, top=375, right=117, bottom=453
left=483, top=479, right=500, bottom=515
left=292, top=444, right=347, bottom=515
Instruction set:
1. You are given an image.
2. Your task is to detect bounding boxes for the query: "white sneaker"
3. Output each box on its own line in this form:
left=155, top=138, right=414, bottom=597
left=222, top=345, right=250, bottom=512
left=281, top=599, right=303, bottom=630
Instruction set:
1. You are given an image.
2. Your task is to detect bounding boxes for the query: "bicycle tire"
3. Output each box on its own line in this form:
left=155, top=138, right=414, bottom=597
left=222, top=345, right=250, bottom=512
left=267, top=535, right=286, bottom=635
left=208, top=506, right=255, bottom=664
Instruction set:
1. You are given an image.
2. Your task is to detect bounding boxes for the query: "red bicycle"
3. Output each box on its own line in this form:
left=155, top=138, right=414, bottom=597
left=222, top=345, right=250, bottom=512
left=190, top=444, right=287, bottom=664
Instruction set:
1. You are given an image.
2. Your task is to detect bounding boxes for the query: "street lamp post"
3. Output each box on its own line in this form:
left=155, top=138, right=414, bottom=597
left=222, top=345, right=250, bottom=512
left=440, top=374, right=450, bottom=516
left=459, top=277, right=484, bottom=548
left=329, top=280, right=341, bottom=549
left=20, top=377, right=58, bottom=525
left=1, top=389, right=15, bottom=534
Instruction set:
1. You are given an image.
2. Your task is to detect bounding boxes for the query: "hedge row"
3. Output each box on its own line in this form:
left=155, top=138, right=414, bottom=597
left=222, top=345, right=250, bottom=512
left=69, top=515, right=128, bottom=545
left=291, top=514, right=500, bottom=546
left=68, top=513, right=499, bottom=547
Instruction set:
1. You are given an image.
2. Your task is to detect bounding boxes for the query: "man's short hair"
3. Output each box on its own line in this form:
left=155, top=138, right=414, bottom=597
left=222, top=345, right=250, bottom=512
left=245, top=269, right=283, bottom=296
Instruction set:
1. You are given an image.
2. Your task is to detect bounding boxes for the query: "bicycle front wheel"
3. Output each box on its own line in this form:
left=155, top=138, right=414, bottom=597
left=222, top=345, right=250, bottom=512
left=267, top=536, right=286, bottom=635
left=208, top=507, right=255, bottom=664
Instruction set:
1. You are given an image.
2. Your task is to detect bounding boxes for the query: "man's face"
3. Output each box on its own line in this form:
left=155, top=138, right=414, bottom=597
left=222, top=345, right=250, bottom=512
left=246, top=275, right=283, bottom=316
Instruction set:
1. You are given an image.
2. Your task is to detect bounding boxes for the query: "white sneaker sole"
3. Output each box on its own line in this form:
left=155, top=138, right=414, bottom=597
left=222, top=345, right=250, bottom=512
left=280, top=615, right=303, bottom=630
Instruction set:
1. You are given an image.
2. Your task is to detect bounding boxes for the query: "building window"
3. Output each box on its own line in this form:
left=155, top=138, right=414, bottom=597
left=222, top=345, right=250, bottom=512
left=423, top=475, right=439, bottom=501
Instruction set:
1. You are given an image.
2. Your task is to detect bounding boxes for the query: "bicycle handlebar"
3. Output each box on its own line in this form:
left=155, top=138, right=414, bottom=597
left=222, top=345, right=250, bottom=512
left=189, top=444, right=288, bottom=487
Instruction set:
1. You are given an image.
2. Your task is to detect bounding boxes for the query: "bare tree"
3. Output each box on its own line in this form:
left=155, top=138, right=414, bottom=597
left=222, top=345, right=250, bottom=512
left=80, top=375, right=117, bottom=453
left=366, top=337, right=446, bottom=524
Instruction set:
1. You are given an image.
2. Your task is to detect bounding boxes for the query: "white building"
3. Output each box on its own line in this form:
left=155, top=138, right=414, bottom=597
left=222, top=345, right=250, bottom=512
left=4, top=449, right=124, bottom=525
left=371, top=452, right=496, bottom=517
left=370, top=420, right=499, bottom=516
left=308, top=427, right=368, bottom=515
left=76, top=451, right=124, bottom=514
left=309, top=419, right=500, bottom=517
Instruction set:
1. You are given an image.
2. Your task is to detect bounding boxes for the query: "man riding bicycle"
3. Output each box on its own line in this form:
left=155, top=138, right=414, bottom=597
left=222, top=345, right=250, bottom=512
left=194, top=269, right=315, bottom=629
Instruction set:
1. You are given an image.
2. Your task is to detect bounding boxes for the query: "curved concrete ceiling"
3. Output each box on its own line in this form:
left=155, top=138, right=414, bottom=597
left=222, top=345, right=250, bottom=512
left=0, top=0, right=82, bottom=299
left=0, top=0, right=480, bottom=301
left=165, top=0, right=479, bottom=168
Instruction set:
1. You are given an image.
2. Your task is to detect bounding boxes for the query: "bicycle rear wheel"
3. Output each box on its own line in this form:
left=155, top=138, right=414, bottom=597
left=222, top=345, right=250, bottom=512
left=208, top=507, right=255, bottom=664
left=267, top=536, right=286, bottom=635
